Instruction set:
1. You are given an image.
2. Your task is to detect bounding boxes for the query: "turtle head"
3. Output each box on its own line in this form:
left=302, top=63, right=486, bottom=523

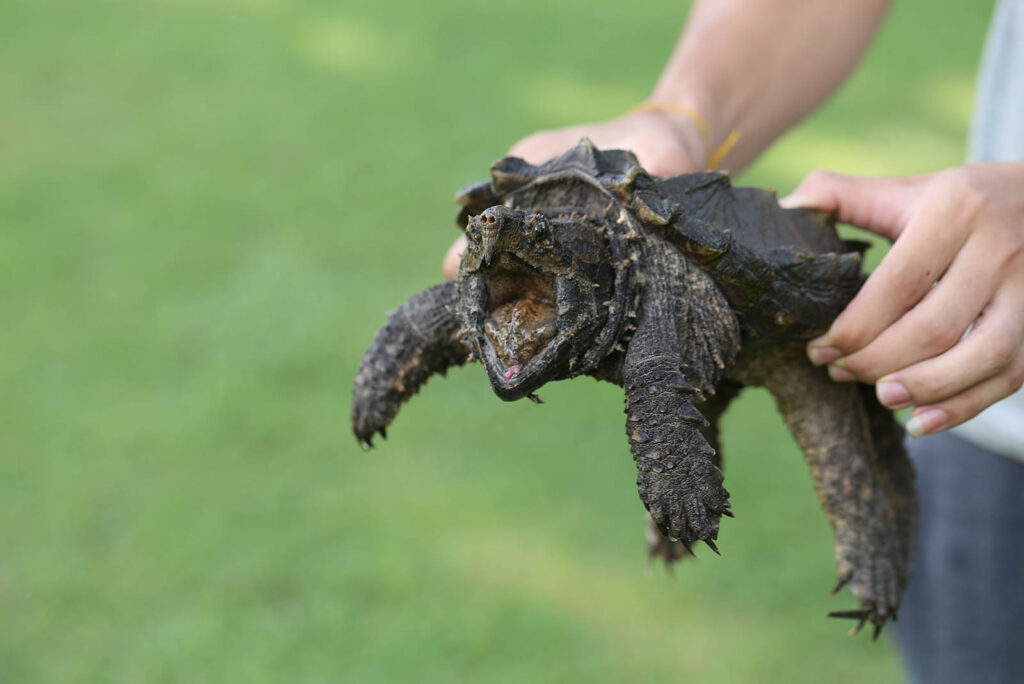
left=458, top=205, right=618, bottom=401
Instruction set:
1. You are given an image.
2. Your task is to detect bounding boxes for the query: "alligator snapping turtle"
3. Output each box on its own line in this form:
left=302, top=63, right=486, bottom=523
left=351, top=140, right=916, bottom=638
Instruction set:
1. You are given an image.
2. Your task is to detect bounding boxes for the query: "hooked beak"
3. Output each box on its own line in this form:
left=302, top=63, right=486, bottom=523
left=481, top=226, right=499, bottom=266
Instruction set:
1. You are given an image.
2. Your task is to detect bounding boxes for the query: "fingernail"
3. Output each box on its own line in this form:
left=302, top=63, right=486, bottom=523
left=808, top=346, right=842, bottom=365
left=828, top=364, right=857, bottom=382
left=876, top=380, right=911, bottom=408
left=779, top=194, right=814, bottom=209
left=906, top=408, right=948, bottom=438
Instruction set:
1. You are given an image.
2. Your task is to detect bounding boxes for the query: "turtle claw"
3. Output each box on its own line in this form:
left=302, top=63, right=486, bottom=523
left=827, top=600, right=892, bottom=640
left=826, top=608, right=870, bottom=637
left=829, top=575, right=850, bottom=596
left=645, top=513, right=694, bottom=565
left=636, top=457, right=731, bottom=555
left=669, top=537, right=697, bottom=557
left=824, top=541, right=903, bottom=640
left=704, top=539, right=720, bottom=555
left=355, top=425, right=388, bottom=451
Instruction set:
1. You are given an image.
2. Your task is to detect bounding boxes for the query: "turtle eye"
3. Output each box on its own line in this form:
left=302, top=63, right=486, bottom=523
left=466, top=216, right=483, bottom=241
left=524, top=213, right=549, bottom=238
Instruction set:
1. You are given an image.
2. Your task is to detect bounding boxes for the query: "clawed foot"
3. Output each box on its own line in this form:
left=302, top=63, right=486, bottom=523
left=826, top=549, right=904, bottom=640
left=636, top=459, right=732, bottom=554
left=352, top=411, right=389, bottom=450
left=827, top=601, right=897, bottom=642
left=645, top=513, right=725, bottom=565
left=351, top=375, right=394, bottom=450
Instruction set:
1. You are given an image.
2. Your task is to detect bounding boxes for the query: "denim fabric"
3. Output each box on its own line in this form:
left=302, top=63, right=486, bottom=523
left=896, top=432, right=1024, bottom=684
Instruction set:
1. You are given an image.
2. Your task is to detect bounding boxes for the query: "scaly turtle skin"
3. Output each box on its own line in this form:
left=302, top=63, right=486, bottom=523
left=351, top=140, right=916, bottom=639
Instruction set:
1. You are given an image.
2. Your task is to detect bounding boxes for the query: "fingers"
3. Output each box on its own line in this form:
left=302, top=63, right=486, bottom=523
left=443, top=234, right=467, bottom=279
left=808, top=181, right=972, bottom=364
left=510, top=128, right=585, bottom=165
left=779, top=170, right=928, bottom=240
left=509, top=113, right=703, bottom=177
left=904, top=353, right=1024, bottom=436
left=830, top=225, right=1002, bottom=382
left=874, top=268, right=1024, bottom=434
left=793, top=163, right=1024, bottom=436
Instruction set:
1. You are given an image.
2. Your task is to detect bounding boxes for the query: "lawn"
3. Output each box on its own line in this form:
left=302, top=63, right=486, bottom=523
left=0, top=0, right=994, bottom=681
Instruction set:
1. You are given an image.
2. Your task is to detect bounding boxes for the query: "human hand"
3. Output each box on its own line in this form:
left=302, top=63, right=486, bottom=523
left=780, top=163, right=1024, bottom=437
left=442, top=110, right=706, bottom=278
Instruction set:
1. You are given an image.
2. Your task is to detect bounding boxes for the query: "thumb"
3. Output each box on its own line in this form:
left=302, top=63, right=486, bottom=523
left=779, top=170, right=929, bottom=241
left=509, top=130, right=578, bottom=165
left=442, top=235, right=467, bottom=280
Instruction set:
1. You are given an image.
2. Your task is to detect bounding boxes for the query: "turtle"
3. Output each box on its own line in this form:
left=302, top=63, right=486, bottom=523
left=351, top=140, right=916, bottom=638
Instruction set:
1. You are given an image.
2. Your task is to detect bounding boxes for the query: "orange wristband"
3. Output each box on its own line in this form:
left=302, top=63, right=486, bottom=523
left=629, top=101, right=741, bottom=171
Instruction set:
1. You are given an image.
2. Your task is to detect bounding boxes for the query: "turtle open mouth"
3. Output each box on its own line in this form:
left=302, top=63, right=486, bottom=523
left=482, top=256, right=557, bottom=380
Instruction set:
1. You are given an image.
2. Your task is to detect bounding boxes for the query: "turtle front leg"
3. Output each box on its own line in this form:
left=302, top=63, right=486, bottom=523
left=351, top=280, right=468, bottom=449
left=625, top=352, right=732, bottom=553
left=624, top=298, right=741, bottom=555
left=646, top=380, right=742, bottom=564
left=733, top=343, right=915, bottom=639
left=623, top=245, right=741, bottom=554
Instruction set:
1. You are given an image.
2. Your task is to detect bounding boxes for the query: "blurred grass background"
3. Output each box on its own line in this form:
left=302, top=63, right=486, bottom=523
left=0, top=0, right=994, bottom=681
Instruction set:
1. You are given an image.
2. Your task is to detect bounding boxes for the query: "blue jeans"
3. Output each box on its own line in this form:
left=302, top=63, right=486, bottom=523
left=896, top=432, right=1024, bottom=683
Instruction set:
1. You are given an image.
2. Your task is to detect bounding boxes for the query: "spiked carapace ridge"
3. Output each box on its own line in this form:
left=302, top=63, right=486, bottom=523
left=454, top=139, right=868, bottom=338
left=351, top=140, right=916, bottom=639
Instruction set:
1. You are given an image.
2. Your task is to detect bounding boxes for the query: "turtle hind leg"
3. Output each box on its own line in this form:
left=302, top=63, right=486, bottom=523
left=857, top=381, right=917, bottom=601
left=733, top=343, right=914, bottom=637
left=647, top=380, right=742, bottom=565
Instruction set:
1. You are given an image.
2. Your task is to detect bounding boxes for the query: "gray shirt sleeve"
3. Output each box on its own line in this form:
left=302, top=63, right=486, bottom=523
left=968, top=0, right=1024, bottom=163
left=953, top=0, right=1024, bottom=459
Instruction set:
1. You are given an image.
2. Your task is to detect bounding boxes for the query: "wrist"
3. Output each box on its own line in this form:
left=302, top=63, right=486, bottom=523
left=628, top=103, right=709, bottom=170
left=636, top=91, right=741, bottom=171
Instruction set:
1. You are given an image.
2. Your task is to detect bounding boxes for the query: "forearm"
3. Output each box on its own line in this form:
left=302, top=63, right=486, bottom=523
left=652, top=0, right=890, bottom=172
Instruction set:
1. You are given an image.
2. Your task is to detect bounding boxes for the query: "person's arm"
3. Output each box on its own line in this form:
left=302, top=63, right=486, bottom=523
left=445, top=0, right=890, bottom=277
left=647, top=0, right=890, bottom=171
left=510, top=0, right=890, bottom=175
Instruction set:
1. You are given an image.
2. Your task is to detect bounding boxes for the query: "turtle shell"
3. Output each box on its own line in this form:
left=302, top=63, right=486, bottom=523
left=456, top=139, right=867, bottom=339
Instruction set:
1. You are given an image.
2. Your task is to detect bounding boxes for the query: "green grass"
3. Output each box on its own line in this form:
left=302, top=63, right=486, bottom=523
left=0, top=0, right=994, bottom=681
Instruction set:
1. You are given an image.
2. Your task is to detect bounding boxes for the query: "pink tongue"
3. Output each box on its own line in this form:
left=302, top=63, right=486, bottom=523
left=504, top=363, right=522, bottom=381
